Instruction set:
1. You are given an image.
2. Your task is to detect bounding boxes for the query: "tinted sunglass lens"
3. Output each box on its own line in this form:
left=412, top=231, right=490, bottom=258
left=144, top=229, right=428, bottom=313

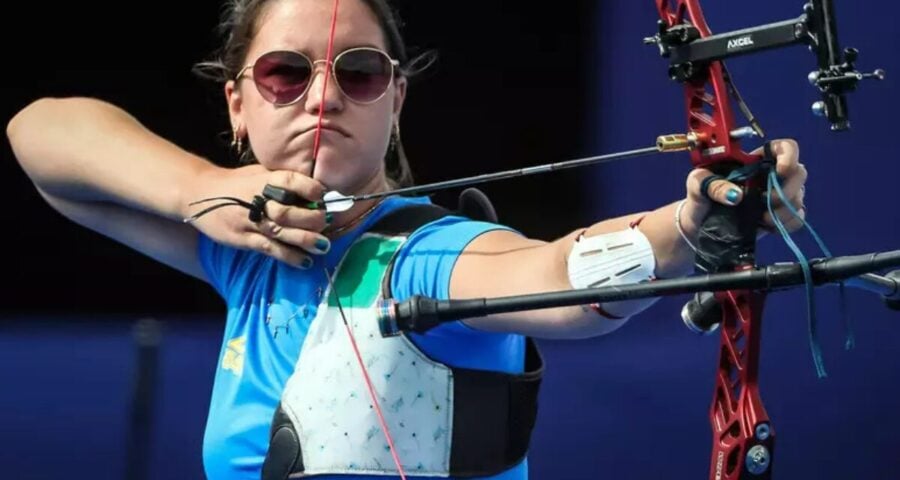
left=253, top=51, right=312, bottom=105
left=335, top=49, right=393, bottom=103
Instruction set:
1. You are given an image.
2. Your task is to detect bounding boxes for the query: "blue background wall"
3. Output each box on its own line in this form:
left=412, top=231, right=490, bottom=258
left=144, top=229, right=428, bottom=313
left=2, top=1, right=899, bottom=480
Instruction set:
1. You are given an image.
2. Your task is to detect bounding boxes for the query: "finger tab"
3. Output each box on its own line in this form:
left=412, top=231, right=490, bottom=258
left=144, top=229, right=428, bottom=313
left=263, top=184, right=300, bottom=206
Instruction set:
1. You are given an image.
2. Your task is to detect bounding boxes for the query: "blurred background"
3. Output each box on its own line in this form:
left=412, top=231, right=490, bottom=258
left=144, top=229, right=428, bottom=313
left=2, top=1, right=898, bottom=479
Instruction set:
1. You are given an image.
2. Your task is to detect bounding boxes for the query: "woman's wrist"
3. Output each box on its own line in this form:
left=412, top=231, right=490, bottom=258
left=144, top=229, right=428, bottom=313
left=179, top=163, right=229, bottom=222
left=657, top=198, right=707, bottom=278
left=675, top=199, right=702, bottom=254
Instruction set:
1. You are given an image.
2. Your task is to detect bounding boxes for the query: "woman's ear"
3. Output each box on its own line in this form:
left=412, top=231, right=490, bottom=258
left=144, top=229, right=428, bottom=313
left=392, top=76, right=407, bottom=119
left=225, top=80, right=245, bottom=135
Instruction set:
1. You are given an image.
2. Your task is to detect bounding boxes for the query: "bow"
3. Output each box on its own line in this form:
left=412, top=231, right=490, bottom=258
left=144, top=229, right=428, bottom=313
left=644, top=2, right=886, bottom=477
left=264, top=0, right=897, bottom=478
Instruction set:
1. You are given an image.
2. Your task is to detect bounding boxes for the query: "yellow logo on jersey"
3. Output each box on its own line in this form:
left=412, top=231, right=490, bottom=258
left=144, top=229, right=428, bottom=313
left=222, top=335, right=246, bottom=377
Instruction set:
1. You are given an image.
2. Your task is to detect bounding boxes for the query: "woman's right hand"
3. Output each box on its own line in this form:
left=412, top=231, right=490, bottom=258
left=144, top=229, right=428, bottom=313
left=186, top=164, right=332, bottom=269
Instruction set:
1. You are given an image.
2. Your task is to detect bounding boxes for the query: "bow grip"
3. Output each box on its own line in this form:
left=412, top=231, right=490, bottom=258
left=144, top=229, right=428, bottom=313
left=694, top=144, right=775, bottom=273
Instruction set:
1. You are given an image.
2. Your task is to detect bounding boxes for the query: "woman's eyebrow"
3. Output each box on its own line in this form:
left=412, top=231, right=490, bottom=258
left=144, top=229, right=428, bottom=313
left=280, top=42, right=385, bottom=57
left=333, top=42, right=385, bottom=53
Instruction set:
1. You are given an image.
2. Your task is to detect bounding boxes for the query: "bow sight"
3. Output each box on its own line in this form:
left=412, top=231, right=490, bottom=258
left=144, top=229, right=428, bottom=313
left=643, top=0, right=885, bottom=131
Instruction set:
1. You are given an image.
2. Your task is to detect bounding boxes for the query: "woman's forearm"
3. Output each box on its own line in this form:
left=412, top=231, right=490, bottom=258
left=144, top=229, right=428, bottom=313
left=575, top=200, right=700, bottom=280
left=629, top=200, right=701, bottom=279
left=7, top=96, right=219, bottom=221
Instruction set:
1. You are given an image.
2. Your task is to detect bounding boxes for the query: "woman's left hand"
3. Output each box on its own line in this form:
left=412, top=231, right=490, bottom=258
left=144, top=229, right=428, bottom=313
left=682, top=138, right=809, bottom=237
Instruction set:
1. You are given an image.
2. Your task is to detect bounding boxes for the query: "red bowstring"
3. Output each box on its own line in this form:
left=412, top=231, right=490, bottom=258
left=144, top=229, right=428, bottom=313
left=310, top=0, right=341, bottom=174
left=342, top=315, right=409, bottom=479
left=323, top=269, right=409, bottom=479
left=317, top=0, right=408, bottom=478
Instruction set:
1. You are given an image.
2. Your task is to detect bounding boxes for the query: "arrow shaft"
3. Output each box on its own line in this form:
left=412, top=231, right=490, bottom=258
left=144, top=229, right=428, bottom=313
left=325, top=145, right=661, bottom=206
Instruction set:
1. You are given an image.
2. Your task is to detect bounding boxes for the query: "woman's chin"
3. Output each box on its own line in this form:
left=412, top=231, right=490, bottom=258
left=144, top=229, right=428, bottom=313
left=316, top=168, right=384, bottom=196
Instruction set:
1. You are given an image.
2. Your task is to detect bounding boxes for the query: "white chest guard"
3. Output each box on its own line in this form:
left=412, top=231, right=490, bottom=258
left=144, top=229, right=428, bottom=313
left=261, top=202, right=544, bottom=480
left=284, top=233, right=454, bottom=476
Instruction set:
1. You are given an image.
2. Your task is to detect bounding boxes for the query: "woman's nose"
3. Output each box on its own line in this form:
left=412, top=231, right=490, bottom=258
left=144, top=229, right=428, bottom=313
left=305, top=61, right=344, bottom=114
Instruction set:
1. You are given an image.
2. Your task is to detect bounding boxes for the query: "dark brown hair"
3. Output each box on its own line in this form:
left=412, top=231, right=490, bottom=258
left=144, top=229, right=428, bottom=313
left=193, top=0, right=436, bottom=188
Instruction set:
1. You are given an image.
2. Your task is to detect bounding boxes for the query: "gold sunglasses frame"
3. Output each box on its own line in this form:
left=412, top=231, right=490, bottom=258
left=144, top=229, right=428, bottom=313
left=235, top=46, right=401, bottom=106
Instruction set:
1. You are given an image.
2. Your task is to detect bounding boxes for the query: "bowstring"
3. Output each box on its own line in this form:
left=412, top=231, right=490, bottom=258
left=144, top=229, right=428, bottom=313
left=316, top=0, right=408, bottom=477
left=310, top=0, right=341, bottom=176
left=322, top=266, right=408, bottom=478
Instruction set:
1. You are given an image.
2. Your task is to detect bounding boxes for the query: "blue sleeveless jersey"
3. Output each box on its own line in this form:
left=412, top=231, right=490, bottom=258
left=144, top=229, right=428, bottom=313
left=196, top=195, right=528, bottom=480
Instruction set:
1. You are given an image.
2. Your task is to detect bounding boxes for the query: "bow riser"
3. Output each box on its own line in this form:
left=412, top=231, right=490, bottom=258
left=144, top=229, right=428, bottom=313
left=656, top=0, right=760, bottom=169
left=657, top=2, right=773, bottom=479
left=682, top=63, right=759, bottom=168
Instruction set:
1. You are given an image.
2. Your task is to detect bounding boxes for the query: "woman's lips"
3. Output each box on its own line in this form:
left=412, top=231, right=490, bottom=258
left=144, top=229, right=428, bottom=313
left=299, top=123, right=350, bottom=138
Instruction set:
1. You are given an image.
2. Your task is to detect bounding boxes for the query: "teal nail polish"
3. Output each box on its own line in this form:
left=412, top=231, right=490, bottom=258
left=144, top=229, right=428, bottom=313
left=726, top=188, right=740, bottom=204
left=315, top=238, right=331, bottom=253
left=325, top=213, right=334, bottom=225
left=301, top=257, right=314, bottom=269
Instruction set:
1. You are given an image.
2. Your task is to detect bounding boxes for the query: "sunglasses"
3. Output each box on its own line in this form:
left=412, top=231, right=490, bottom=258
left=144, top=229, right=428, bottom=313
left=236, top=47, right=400, bottom=106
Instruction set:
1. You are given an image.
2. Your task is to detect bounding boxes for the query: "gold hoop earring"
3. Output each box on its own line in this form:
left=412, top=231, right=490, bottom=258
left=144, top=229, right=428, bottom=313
left=385, top=120, right=402, bottom=173
left=390, top=121, right=401, bottom=149
left=231, top=126, right=244, bottom=152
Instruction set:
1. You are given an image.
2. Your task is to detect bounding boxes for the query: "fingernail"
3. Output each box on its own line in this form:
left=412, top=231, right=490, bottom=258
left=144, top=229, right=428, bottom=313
left=325, top=213, right=333, bottom=225
left=315, top=237, right=331, bottom=254
left=726, top=188, right=741, bottom=205
left=300, top=257, right=314, bottom=269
